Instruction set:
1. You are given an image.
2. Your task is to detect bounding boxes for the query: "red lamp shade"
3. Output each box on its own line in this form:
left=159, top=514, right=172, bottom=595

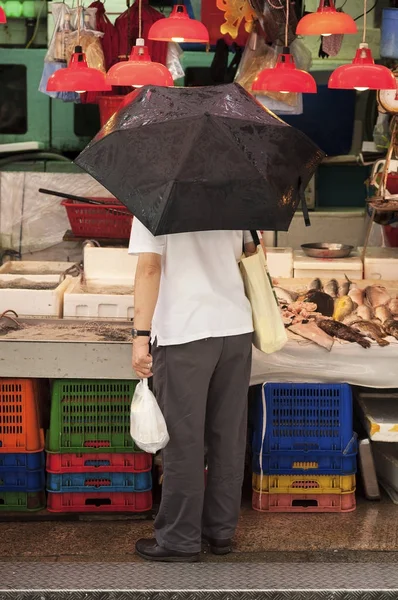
left=47, top=46, right=111, bottom=93
left=328, top=44, right=397, bottom=91
left=107, top=39, right=174, bottom=87
left=148, top=5, right=209, bottom=43
left=0, top=6, right=6, bottom=23
left=252, top=50, right=317, bottom=94
left=296, top=0, right=357, bottom=36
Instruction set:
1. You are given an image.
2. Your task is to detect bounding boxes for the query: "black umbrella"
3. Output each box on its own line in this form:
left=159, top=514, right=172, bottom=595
left=75, top=83, right=324, bottom=235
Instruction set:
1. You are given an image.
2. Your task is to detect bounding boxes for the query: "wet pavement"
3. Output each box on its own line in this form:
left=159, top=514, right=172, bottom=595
left=0, top=496, right=397, bottom=563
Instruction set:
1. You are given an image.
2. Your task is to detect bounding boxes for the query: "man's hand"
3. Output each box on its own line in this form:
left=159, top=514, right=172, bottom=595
left=133, top=341, right=153, bottom=379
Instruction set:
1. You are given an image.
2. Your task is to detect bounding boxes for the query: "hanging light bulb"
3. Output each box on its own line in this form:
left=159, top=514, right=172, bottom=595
left=296, top=0, right=357, bottom=36
left=253, top=48, right=317, bottom=94
left=47, top=46, right=111, bottom=93
left=0, top=6, right=6, bottom=23
left=328, top=0, right=396, bottom=92
left=107, top=39, right=173, bottom=87
left=252, top=1, right=316, bottom=95
left=148, top=5, right=209, bottom=44
left=328, top=43, right=396, bottom=91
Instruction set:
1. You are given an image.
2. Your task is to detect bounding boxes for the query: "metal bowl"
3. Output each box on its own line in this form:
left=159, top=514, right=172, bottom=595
left=301, top=243, right=354, bottom=259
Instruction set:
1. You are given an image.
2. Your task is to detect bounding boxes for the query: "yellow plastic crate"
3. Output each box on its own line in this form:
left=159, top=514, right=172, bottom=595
left=252, top=473, right=356, bottom=495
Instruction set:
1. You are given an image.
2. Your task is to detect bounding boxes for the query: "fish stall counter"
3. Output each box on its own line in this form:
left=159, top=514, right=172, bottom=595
left=250, top=277, right=398, bottom=389
left=0, top=278, right=398, bottom=387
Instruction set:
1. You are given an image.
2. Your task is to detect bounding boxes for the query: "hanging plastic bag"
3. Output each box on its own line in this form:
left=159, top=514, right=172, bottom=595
left=240, top=246, right=288, bottom=354
left=166, top=42, right=185, bottom=81
left=235, top=27, right=298, bottom=107
left=130, top=379, right=170, bottom=454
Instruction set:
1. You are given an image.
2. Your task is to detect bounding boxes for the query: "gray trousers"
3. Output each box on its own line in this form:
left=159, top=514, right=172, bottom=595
left=152, top=334, right=252, bottom=554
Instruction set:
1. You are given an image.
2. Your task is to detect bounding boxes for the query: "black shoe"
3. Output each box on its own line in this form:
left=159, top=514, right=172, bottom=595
left=202, top=535, right=232, bottom=556
left=135, top=538, right=200, bottom=563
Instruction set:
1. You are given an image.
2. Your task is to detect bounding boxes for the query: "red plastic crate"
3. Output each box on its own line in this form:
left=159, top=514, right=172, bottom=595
left=46, top=452, right=152, bottom=474
left=61, top=198, right=133, bottom=239
left=252, top=490, right=356, bottom=513
left=47, top=490, right=152, bottom=513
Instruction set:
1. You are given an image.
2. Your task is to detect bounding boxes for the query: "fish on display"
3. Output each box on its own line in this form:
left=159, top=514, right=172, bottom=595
left=338, top=275, right=352, bottom=297
left=324, top=279, right=338, bottom=298
left=274, top=287, right=298, bottom=304
left=348, top=284, right=364, bottom=306
left=289, top=322, right=334, bottom=351
left=306, top=290, right=335, bottom=317
left=343, top=312, right=361, bottom=326
left=350, top=321, right=389, bottom=347
left=333, top=295, right=355, bottom=322
left=364, top=285, right=391, bottom=308
left=308, top=278, right=323, bottom=292
left=317, top=319, right=371, bottom=348
left=388, top=298, right=398, bottom=316
left=383, top=319, right=398, bottom=340
left=356, top=305, right=373, bottom=321
left=375, top=305, right=392, bottom=324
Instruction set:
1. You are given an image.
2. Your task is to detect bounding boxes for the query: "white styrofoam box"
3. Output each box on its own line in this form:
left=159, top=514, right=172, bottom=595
left=63, top=279, right=134, bottom=319
left=357, top=393, right=398, bottom=442
left=0, top=274, right=71, bottom=317
left=293, top=250, right=363, bottom=280
left=373, top=443, right=398, bottom=493
left=265, top=247, right=293, bottom=278
left=0, top=261, right=72, bottom=275
left=358, top=247, right=398, bottom=281
left=63, top=248, right=137, bottom=319
left=84, top=247, right=138, bottom=285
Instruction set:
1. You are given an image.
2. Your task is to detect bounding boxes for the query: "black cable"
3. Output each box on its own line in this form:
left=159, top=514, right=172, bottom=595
left=354, top=0, right=378, bottom=21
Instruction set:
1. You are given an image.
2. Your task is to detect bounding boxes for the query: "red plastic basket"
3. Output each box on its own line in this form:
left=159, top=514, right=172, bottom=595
left=61, top=197, right=133, bottom=239
left=46, top=452, right=152, bottom=474
left=47, top=490, right=152, bottom=513
left=98, top=95, right=126, bottom=127
left=252, top=490, right=356, bottom=513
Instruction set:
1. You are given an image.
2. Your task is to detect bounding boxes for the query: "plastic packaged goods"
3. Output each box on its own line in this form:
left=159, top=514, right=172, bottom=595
left=130, top=380, right=169, bottom=454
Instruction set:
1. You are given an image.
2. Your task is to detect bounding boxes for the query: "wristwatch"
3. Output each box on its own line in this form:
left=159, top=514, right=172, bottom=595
left=132, top=328, right=151, bottom=339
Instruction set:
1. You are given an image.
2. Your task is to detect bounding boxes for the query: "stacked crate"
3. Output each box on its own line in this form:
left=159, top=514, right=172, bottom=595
left=251, top=383, right=357, bottom=513
left=46, top=380, right=153, bottom=513
left=0, top=379, right=46, bottom=512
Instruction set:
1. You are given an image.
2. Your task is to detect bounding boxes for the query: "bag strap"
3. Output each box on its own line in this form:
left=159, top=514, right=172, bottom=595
left=250, top=230, right=260, bottom=246
left=299, top=178, right=311, bottom=227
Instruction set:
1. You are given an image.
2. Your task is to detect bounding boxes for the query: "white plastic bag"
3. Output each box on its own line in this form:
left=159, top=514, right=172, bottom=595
left=130, top=379, right=169, bottom=454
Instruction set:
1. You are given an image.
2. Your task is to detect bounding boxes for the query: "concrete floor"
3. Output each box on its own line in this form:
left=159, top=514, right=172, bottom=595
left=0, top=496, right=397, bottom=564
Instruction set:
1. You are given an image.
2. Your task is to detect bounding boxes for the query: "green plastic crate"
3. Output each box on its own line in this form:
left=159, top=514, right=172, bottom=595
left=0, top=491, right=45, bottom=512
left=47, top=380, right=138, bottom=453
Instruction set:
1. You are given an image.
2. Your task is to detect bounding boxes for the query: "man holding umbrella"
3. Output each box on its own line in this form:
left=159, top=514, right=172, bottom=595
left=130, top=223, right=256, bottom=562
left=75, top=82, right=323, bottom=561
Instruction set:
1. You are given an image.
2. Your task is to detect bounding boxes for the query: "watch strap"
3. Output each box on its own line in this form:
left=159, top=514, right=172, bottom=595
left=132, top=329, right=151, bottom=338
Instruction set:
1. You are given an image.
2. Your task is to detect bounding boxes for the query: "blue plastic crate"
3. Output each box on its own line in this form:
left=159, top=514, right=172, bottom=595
left=0, top=452, right=45, bottom=471
left=47, top=471, right=152, bottom=493
left=253, top=383, right=355, bottom=455
left=253, top=449, right=357, bottom=476
left=0, top=468, right=45, bottom=492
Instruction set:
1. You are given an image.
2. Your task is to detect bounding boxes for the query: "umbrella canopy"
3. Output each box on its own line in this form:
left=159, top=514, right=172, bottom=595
left=75, top=83, right=324, bottom=235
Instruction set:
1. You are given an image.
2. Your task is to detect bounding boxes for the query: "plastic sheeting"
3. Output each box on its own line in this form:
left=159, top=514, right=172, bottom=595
left=0, top=172, right=111, bottom=254
left=250, top=340, right=398, bottom=388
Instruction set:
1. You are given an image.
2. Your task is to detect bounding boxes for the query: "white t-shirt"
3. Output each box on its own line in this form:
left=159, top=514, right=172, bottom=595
left=128, top=219, right=253, bottom=346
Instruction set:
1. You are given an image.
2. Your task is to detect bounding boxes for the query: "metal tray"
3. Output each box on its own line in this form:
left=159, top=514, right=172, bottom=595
left=301, top=243, right=354, bottom=259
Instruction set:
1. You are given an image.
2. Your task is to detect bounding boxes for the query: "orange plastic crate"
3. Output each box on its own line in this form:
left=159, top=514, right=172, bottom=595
left=252, top=490, right=356, bottom=513
left=0, top=380, right=44, bottom=452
